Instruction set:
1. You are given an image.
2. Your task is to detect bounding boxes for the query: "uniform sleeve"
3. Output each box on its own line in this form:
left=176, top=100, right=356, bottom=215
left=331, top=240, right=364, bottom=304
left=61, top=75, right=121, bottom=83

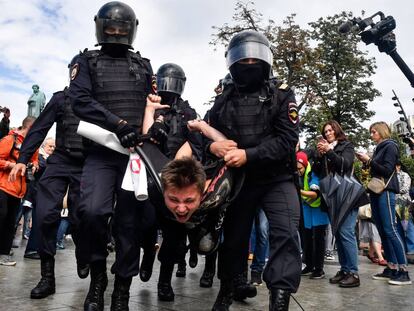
left=68, top=54, right=122, bottom=132
left=17, top=94, right=62, bottom=164
left=245, top=89, right=299, bottom=165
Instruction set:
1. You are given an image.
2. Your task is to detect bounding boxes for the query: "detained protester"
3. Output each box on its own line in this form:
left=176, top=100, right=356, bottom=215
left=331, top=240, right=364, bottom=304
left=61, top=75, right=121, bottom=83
left=68, top=2, right=154, bottom=310
left=205, top=30, right=301, bottom=311
left=9, top=89, right=85, bottom=299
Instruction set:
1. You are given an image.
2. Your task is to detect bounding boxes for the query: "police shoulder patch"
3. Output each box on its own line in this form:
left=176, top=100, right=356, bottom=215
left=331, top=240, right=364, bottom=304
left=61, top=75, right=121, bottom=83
left=70, top=63, right=79, bottom=81
left=279, top=83, right=289, bottom=90
left=288, top=102, right=299, bottom=124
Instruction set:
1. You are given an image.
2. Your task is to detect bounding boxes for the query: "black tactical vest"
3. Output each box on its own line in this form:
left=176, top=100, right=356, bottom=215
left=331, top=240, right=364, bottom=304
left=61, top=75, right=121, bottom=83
left=163, top=99, right=197, bottom=158
left=55, top=90, right=84, bottom=159
left=211, top=83, right=280, bottom=149
left=83, top=49, right=151, bottom=131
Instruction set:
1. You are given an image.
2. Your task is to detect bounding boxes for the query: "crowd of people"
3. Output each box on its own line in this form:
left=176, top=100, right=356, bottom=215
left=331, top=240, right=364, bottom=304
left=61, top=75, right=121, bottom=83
left=1, top=2, right=413, bottom=311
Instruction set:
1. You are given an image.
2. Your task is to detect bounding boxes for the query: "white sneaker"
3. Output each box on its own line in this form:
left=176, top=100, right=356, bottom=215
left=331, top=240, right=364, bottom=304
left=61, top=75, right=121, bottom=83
left=0, top=255, right=17, bottom=266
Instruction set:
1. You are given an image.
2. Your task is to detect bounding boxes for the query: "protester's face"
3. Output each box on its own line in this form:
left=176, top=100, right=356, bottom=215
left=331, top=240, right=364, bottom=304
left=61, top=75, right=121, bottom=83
left=370, top=127, right=381, bottom=144
left=44, top=140, right=56, bottom=155
left=323, top=124, right=336, bottom=143
left=164, top=184, right=202, bottom=223
left=297, top=162, right=306, bottom=176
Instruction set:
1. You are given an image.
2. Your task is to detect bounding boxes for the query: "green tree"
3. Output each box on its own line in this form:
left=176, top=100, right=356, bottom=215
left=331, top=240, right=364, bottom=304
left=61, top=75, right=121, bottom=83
left=210, top=3, right=380, bottom=147
left=303, top=11, right=380, bottom=146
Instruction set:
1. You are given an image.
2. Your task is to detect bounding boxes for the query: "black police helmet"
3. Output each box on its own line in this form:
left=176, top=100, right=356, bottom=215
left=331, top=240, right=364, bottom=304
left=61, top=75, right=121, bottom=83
left=156, top=63, right=187, bottom=96
left=95, top=1, right=138, bottom=48
left=226, top=30, right=273, bottom=68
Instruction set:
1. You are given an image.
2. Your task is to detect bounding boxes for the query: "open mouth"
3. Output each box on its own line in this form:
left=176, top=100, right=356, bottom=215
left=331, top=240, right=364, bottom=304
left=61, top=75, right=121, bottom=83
left=175, top=213, right=189, bottom=222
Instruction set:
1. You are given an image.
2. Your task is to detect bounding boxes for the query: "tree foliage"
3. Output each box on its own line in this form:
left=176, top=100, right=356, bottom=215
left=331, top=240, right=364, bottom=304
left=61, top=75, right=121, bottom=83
left=210, top=2, right=380, bottom=147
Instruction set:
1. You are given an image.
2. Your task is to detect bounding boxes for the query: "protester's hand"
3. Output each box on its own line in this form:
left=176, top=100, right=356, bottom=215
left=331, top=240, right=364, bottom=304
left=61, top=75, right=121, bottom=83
left=8, top=163, right=26, bottom=182
left=210, top=140, right=237, bottom=158
left=187, top=119, right=206, bottom=132
left=146, top=94, right=168, bottom=112
left=224, top=148, right=247, bottom=167
left=115, top=121, right=139, bottom=148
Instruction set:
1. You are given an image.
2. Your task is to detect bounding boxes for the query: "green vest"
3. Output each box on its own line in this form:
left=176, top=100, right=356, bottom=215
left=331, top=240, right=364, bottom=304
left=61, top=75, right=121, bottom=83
left=302, top=163, right=321, bottom=208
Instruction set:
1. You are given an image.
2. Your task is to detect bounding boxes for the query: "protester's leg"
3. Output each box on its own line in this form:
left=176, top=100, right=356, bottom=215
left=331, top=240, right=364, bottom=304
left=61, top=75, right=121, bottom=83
left=0, top=191, right=20, bottom=262
left=56, top=218, right=70, bottom=248
left=302, top=227, right=314, bottom=271
left=313, top=225, right=327, bottom=272
left=250, top=209, right=269, bottom=279
left=405, top=219, right=414, bottom=255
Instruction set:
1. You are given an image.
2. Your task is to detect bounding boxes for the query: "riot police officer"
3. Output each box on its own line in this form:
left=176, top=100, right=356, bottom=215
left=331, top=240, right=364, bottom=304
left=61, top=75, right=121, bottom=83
left=9, top=88, right=86, bottom=299
left=206, top=30, right=301, bottom=311
left=68, top=2, right=153, bottom=310
left=142, top=63, right=202, bottom=301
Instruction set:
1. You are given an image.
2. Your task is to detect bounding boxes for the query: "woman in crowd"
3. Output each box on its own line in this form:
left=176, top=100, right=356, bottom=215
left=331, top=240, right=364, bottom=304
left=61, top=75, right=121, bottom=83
left=313, top=120, right=361, bottom=287
left=356, top=121, right=411, bottom=285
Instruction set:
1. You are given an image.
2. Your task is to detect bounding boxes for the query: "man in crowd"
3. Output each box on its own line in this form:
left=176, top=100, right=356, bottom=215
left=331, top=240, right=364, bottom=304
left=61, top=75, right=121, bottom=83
left=0, top=116, right=37, bottom=266
left=68, top=2, right=154, bottom=310
left=0, top=107, right=10, bottom=139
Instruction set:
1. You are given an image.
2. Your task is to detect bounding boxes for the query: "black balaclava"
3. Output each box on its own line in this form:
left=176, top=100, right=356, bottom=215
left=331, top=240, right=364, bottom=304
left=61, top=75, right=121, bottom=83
left=102, top=43, right=129, bottom=57
left=159, top=91, right=179, bottom=106
left=230, top=61, right=266, bottom=92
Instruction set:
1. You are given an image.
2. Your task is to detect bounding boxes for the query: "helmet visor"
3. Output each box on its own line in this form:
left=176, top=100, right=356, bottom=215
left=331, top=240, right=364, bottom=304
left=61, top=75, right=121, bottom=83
left=96, top=18, right=137, bottom=46
left=226, top=41, right=273, bottom=68
left=156, top=76, right=186, bottom=95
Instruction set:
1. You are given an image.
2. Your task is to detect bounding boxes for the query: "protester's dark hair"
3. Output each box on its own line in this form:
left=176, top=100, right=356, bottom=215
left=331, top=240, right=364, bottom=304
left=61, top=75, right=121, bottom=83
left=161, top=157, right=206, bottom=194
left=321, top=120, right=347, bottom=141
left=22, top=116, right=36, bottom=129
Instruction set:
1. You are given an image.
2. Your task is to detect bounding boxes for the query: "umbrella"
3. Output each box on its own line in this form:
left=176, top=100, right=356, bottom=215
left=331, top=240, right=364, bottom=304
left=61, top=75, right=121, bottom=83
left=320, top=173, right=366, bottom=236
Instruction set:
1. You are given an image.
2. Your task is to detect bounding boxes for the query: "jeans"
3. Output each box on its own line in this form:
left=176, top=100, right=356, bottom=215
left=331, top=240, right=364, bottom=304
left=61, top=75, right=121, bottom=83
left=250, top=209, right=269, bottom=273
left=56, top=218, right=70, bottom=245
left=25, top=204, right=39, bottom=253
left=397, top=218, right=414, bottom=254
left=335, top=208, right=359, bottom=273
left=371, top=191, right=407, bottom=265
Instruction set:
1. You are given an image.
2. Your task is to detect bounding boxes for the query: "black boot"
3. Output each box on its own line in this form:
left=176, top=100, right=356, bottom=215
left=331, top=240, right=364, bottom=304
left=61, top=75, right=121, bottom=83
left=200, top=252, right=217, bottom=288
left=158, top=262, right=175, bottom=301
left=212, top=280, right=233, bottom=311
left=269, top=289, right=291, bottom=311
left=189, top=248, right=198, bottom=268
left=30, top=257, right=56, bottom=299
left=77, top=262, right=90, bottom=279
left=233, top=272, right=257, bottom=301
left=111, top=276, right=132, bottom=311
left=84, top=261, right=108, bottom=311
left=176, top=261, right=186, bottom=278
left=139, top=246, right=157, bottom=282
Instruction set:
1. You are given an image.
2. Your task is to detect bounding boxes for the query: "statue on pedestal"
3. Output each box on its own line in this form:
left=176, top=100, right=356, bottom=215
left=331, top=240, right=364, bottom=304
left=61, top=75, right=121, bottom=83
left=27, top=84, right=46, bottom=117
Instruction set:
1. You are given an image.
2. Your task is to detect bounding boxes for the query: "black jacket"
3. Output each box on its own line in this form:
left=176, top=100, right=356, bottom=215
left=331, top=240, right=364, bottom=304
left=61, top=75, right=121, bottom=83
left=313, top=140, right=355, bottom=178
left=370, top=139, right=399, bottom=194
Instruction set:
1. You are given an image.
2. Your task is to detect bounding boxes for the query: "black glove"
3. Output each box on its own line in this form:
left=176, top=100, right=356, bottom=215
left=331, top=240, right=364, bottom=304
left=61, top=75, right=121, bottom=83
left=115, top=122, right=138, bottom=148
left=149, top=121, right=169, bottom=144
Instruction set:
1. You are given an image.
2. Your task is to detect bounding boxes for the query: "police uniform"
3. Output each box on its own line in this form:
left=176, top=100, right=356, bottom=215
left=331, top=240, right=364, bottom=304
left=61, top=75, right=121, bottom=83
left=68, top=47, right=153, bottom=275
left=17, top=89, right=85, bottom=299
left=208, top=30, right=301, bottom=311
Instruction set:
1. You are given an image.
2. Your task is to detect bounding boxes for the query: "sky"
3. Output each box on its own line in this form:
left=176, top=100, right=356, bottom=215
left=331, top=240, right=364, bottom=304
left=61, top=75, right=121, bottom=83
left=0, top=0, right=413, bottom=134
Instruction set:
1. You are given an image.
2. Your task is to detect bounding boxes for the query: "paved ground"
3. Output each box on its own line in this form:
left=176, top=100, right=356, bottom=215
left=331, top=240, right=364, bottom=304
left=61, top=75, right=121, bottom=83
left=1, top=237, right=414, bottom=311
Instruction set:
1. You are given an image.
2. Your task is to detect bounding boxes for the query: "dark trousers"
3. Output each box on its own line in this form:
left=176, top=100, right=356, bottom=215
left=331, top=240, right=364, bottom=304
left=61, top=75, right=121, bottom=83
left=218, top=180, right=301, bottom=292
left=303, top=225, right=327, bottom=271
left=0, top=190, right=20, bottom=255
left=36, top=157, right=82, bottom=259
left=157, top=217, right=188, bottom=265
left=77, top=147, right=145, bottom=278
left=25, top=204, right=39, bottom=253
